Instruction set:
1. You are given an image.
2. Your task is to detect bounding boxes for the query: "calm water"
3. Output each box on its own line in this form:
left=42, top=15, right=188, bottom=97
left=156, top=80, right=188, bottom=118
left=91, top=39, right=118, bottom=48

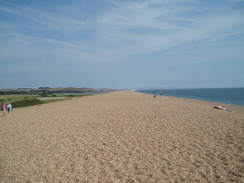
left=137, top=88, right=244, bottom=106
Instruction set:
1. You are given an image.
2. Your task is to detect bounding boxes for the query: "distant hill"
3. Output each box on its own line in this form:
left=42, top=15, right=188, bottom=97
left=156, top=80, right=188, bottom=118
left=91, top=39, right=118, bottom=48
left=53, top=87, right=103, bottom=93
left=0, top=87, right=112, bottom=95
left=38, top=87, right=50, bottom=89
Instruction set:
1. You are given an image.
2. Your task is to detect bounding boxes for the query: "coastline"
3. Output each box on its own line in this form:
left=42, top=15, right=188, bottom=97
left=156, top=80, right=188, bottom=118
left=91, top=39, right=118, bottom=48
left=1, top=91, right=243, bottom=182
left=137, top=88, right=244, bottom=106
left=137, top=92, right=244, bottom=114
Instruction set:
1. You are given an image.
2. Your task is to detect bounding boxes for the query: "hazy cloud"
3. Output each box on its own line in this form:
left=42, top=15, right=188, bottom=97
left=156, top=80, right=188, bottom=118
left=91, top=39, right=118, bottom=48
left=0, top=0, right=243, bottom=88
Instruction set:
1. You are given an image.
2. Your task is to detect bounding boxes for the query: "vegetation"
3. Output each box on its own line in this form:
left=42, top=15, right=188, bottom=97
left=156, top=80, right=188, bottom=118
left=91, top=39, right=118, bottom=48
left=0, top=84, right=109, bottom=109
left=0, top=87, right=109, bottom=95
left=0, top=93, right=93, bottom=108
left=39, top=92, right=49, bottom=97
left=11, top=99, right=43, bottom=108
left=0, top=94, right=39, bottom=104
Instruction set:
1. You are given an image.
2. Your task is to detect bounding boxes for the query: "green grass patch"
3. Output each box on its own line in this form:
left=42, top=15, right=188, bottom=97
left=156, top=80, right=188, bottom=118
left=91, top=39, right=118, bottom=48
left=0, top=95, right=39, bottom=105
left=11, top=99, right=43, bottom=108
left=0, top=94, right=39, bottom=102
left=1, top=93, right=94, bottom=108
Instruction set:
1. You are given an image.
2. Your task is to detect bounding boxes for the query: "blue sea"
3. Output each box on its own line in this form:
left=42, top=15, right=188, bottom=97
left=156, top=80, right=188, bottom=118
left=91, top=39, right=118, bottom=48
left=137, top=88, right=244, bottom=106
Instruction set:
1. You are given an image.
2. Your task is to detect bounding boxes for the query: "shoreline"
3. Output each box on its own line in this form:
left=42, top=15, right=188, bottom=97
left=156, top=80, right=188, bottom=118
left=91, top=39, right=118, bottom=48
left=1, top=91, right=243, bottom=182
left=135, top=91, right=244, bottom=114
left=136, top=88, right=244, bottom=107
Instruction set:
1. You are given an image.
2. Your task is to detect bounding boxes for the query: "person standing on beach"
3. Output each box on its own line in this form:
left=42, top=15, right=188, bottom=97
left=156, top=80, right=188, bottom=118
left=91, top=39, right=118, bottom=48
left=1, top=103, right=7, bottom=115
left=160, top=91, right=163, bottom=98
left=7, top=104, right=12, bottom=114
left=154, top=90, right=157, bottom=99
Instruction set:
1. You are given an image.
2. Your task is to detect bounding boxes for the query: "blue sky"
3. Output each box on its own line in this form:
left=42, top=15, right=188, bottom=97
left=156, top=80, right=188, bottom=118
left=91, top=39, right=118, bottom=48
left=0, top=0, right=243, bottom=89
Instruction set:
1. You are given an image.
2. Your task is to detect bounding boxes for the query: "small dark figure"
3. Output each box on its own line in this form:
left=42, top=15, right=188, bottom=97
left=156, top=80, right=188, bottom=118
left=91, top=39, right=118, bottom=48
left=160, top=91, right=163, bottom=98
left=154, top=90, right=157, bottom=99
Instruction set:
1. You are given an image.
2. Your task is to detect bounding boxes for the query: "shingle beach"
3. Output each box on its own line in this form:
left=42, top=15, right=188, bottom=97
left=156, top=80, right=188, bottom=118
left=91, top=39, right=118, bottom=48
left=0, top=91, right=243, bottom=183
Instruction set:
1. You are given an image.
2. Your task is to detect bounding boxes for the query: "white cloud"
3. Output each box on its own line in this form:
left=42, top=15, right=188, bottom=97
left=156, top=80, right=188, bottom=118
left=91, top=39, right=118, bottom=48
left=0, top=0, right=243, bottom=65
left=75, top=0, right=237, bottom=59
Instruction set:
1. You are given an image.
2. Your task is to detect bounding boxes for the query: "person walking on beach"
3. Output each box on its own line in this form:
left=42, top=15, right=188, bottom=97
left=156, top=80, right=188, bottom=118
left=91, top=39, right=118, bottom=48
left=160, top=91, right=163, bottom=98
left=154, top=90, right=157, bottom=99
left=1, top=103, right=7, bottom=116
left=7, top=104, right=12, bottom=114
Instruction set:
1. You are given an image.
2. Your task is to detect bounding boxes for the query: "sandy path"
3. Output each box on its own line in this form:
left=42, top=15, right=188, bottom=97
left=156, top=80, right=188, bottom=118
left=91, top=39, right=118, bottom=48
left=0, top=91, right=243, bottom=183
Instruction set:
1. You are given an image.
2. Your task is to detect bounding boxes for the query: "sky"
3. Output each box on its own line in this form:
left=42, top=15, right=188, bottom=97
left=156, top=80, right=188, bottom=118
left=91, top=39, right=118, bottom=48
left=0, top=0, right=244, bottom=89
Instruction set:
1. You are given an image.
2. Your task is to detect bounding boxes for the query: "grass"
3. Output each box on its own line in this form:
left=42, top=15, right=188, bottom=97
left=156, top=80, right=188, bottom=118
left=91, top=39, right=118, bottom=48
left=0, top=94, right=39, bottom=104
left=0, top=94, right=93, bottom=108
left=11, top=99, right=43, bottom=108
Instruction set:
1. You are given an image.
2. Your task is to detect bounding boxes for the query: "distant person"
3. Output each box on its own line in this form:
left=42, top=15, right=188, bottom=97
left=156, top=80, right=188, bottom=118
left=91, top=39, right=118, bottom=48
left=7, top=104, right=12, bottom=114
left=1, top=103, right=7, bottom=115
left=213, top=106, right=236, bottom=113
left=160, top=91, right=163, bottom=98
left=154, top=90, right=157, bottom=99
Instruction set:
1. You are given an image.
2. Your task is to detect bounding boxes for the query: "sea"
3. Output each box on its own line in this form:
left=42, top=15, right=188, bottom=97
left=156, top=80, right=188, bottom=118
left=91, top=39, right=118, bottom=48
left=136, top=88, right=244, bottom=106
